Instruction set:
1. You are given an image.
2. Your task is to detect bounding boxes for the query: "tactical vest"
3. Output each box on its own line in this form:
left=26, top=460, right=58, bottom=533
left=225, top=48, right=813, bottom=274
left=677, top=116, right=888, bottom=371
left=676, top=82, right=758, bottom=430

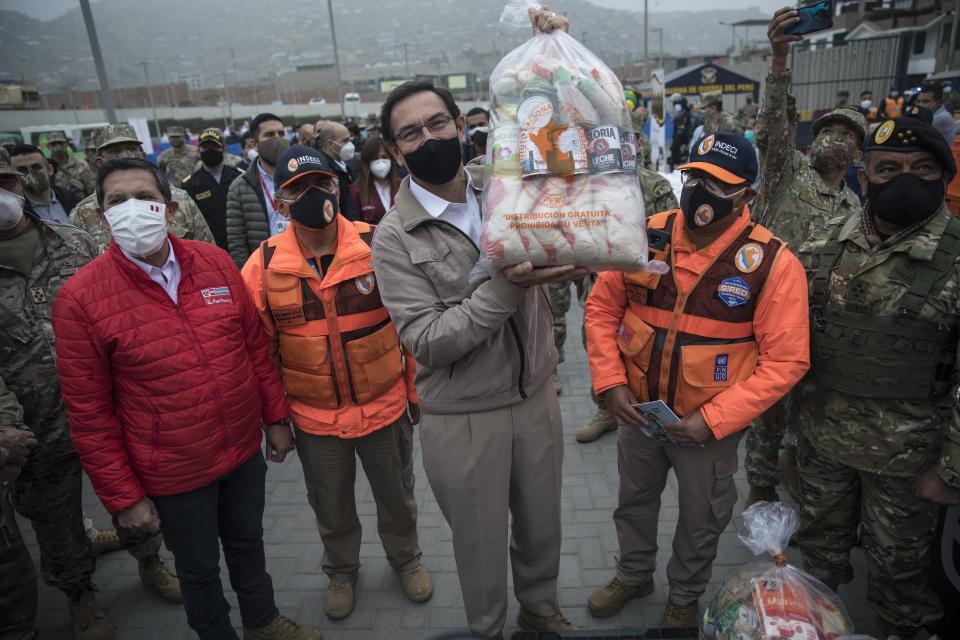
left=810, top=217, right=960, bottom=400
left=618, top=211, right=785, bottom=416
left=261, top=224, right=404, bottom=409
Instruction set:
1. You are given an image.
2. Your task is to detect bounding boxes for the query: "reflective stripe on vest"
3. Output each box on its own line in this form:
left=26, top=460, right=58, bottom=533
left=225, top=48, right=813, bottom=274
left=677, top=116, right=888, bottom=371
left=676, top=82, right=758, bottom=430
left=809, top=216, right=960, bottom=400
left=618, top=210, right=784, bottom=416
left=261, top=223, right=404, bottom=409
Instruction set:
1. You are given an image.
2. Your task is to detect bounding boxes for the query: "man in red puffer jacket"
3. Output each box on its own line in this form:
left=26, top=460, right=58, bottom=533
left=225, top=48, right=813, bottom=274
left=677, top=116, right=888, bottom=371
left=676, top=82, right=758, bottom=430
left=52, top=157, right=321, bottom=640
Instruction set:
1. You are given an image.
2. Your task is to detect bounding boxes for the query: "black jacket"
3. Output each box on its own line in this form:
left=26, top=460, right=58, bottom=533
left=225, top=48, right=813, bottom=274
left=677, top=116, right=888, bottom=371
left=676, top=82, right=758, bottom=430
left=24, top=185, right=82, bottom=222
left=321, top=151, right=359, bottom=221
left=182, top=164, right=243, bottom=250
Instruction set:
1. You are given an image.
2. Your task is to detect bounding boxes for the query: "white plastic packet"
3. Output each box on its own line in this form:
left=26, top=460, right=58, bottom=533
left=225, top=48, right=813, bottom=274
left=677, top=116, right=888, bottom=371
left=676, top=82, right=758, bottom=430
left=476, top=0, right=649, bottom=278
left=701, top=502, right=854, bottom=640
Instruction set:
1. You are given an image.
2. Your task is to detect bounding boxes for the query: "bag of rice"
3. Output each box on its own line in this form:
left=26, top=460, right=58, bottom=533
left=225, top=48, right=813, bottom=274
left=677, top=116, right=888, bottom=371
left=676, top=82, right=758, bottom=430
left=478, top=0, right=649, bottom=275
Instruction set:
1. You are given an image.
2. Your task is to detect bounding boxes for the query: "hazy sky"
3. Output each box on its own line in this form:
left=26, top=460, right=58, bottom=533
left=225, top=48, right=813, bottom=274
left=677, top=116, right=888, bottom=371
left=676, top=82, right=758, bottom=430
left=1, top=0, right=790, bottom=21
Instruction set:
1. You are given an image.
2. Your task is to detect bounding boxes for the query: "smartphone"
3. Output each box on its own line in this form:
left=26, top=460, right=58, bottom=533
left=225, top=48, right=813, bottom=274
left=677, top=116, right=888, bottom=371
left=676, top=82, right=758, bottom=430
left=784, top=1, right=833, bottom=36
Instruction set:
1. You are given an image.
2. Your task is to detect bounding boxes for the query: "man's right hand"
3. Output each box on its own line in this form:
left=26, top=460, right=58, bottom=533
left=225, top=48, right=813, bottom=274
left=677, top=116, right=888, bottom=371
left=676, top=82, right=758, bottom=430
left=504, top=262, right=590, bottom=288
left=603, top=385, right=650, bottom=427
left=117, top=497, right=161, bottom=533
left=0, top=428, right=38, bottom=466
left=768, top=7, right=802, bottom=73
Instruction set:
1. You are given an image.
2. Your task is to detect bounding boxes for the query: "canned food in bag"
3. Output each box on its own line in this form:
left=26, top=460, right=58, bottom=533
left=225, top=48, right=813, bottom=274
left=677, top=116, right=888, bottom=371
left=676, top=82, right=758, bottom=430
left=588, top=125, right=623, bottom=174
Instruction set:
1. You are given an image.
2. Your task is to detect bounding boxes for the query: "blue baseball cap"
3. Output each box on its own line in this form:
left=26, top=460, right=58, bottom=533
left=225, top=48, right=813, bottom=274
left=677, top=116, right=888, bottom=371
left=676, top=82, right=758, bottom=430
left=678, top=132, right=758, bottom=185
left=274, top=144, right=337, bottom=194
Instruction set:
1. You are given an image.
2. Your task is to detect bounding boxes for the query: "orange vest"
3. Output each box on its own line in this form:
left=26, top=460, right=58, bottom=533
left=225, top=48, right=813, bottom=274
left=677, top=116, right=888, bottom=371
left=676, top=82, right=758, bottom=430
left=617, top=210, right=785, bottom=417
left=884, top=96, right=904, bottom=118
left=261, top=222, right=404, bottom=411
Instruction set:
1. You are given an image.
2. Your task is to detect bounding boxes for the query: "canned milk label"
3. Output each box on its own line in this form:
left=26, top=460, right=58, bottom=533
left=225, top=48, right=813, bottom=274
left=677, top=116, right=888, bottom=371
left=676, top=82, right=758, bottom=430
left=588, top=125, right=623, bottom=174
left=620, top=130, right=638, bottom=172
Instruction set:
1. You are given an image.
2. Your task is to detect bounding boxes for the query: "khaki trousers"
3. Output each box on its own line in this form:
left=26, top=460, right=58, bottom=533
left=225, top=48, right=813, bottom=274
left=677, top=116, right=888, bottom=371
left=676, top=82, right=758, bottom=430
left=419, top=380, right=564, bottom=638
left=295, top=414, right=421, bottom=578
left=614, top=423, right=742, bottom=605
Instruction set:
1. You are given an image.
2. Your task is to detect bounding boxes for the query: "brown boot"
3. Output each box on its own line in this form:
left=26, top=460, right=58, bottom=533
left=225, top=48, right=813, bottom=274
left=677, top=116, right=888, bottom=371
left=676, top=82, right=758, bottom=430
left=660, top=600, right=699, bottom=627
left=138, top=555, right=183, bottom=603
left=68, top=591, right=116, bottom=640
left=399, top=562, right=433, bottom=603
left=243, top=615, right=322, bottom=640
left=576, top=409, right=618, bottom=443
left=324, top=573, right=357, bottom=620
left=517, top=609, right=577, bottom=631
left=744, top=485, right=779, bottom=509
left=91, top=528, right=123, bottom=556
left=779, top=447, right=802, bottom=501
left=587, top=576, right=654, bottom=618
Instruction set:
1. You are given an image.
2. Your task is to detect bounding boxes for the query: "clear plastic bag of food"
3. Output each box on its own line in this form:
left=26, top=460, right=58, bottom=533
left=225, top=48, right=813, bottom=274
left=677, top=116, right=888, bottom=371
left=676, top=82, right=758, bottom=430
left=701, top=502, right=854, bottom=640
left=477, top=0, right=648, bottom=276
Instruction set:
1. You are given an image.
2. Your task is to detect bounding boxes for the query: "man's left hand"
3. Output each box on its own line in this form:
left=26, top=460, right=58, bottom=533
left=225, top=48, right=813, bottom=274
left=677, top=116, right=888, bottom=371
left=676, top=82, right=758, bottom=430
left=663, top=410, right=715, bottom=446
left=916, top=469, right=960, bottom=505
left=408, top=403, right=421, bottom=425
left=265, top=422, right=295, bottom=463
left=529, top=4, right=569, bottom=36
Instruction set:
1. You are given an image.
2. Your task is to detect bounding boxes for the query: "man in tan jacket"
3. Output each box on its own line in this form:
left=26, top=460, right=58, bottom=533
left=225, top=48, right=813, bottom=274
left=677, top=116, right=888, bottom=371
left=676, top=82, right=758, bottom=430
left=370, top=9, right=583, bottom=639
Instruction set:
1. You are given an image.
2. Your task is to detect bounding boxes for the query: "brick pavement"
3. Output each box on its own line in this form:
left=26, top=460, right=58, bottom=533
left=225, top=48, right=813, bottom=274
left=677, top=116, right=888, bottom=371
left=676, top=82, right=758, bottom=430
left=17, top=300, right=875, bottom=639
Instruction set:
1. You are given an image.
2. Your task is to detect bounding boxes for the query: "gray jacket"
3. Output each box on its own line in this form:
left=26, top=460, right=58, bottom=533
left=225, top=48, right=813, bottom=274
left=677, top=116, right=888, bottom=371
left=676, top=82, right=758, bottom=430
left=226, top=159, right=269, bottom=268
left=371, top=166, right=558, bottom=414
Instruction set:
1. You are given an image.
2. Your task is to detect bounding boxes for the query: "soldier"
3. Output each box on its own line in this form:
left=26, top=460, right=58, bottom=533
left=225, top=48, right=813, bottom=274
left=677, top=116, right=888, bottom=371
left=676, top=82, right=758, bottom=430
left=0, top=152, right=181, bottom=640
left=795, top=112, right=960, bottom=640
left=181, top=128, right=242, bottom=250
left=576, top=167, right=679, bottom=443
left=834, top=89, right=850, bottom=110
left=47, top=131, right=96, bottom=197
left=735, top=95, right=758, bottom=130
left=157, top=125, right=200, bottom=184
left=698, top=91, right=742, bottom=138
left=70, top=124, right=214, bottom=253
left=1, top=376, right=39, bottom=640
left=744, top=8, right=867, bottom=508
left=82, top=131, right=98, bottom=174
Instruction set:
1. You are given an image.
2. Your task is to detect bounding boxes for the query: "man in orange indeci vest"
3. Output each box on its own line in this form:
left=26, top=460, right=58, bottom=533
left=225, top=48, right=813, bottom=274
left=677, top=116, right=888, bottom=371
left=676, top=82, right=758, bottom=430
left=583, top=132, right=810, bottom=626
left=240, top=144, right=431, bottom=622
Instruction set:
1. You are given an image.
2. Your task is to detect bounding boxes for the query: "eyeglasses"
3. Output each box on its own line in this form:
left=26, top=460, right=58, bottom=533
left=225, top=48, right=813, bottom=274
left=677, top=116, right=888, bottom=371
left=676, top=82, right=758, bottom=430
left=681, top=171, right=748, bottom=199
left=394, top=114, right=456, bottom=146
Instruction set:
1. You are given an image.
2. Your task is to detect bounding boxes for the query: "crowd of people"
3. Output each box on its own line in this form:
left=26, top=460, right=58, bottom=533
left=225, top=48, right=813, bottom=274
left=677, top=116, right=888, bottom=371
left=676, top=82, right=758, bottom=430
left=1, top=5, right=960, bottom=640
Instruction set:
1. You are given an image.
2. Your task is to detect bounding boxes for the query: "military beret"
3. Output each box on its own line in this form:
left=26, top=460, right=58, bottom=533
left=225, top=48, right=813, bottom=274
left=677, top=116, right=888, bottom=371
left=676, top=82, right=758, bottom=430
left=97, top=123, right=141, bottom=152
left=166, top=125, right=185, bottom=136
left=865, top=114, right=957, bottom=182
left=812, top=108, right=867, bottom=143
left=46, top=131, right=68, bottom=143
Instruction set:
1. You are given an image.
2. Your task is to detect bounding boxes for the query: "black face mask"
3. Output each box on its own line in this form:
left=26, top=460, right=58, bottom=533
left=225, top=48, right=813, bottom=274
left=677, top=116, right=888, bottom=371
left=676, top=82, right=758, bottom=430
left=403, top=136, right=463, bottom=185
left=288, top=186, right=339, bottom=230
left=867, top=173, right=945, bottom=228
left=680, top=183, right=735, bottom=230
left=200, top=148, right=224, bottom=167
left=470, top=128, right=488, bottom=149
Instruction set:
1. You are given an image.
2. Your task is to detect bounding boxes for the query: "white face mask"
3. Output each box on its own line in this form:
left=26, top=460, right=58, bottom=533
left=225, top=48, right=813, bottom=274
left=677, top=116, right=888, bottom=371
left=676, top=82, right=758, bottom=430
left=104, top=198, right=168, bottom=258
left=674, top=103, right=683, bottom=113
left=339, top=141, right=356, bottom=163
left=861, top=99, right=873, bottom=109
left=370, top=158, right=392, bottom=179
left=246, top=148, right=259, bottom=161
left=0, top=187, right=24, bottom=231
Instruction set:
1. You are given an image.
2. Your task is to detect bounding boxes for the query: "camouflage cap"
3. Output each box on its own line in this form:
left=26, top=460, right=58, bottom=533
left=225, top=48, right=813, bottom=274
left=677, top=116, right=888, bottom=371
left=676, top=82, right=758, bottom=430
left=46, top=131, right=68, bottom=143
left=97, top=123, right=141, bottom=152
left=166, top=125, right=185, bottom=136
left=0, top=146, right=24, bottom=177
left=812, top=108, right=868, bottom=143
left=700, top=90, right=723, bottom=108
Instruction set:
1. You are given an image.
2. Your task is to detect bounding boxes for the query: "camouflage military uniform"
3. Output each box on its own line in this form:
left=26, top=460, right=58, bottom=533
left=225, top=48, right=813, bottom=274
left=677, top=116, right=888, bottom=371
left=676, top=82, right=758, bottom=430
left=157, top=144, right=200, bottom=184
left=53, top=155, right=97, bottom=198
left=735, top=101, right=758, bottom=128
left=0, top=377, right=38, bottom=640
left=746, top=68, right=862, bottom=489
left=701, top=111, right=741, bottom=136
left=795, top=205, right=960, bottom=636
left=69, top=184, right=215, bottom=254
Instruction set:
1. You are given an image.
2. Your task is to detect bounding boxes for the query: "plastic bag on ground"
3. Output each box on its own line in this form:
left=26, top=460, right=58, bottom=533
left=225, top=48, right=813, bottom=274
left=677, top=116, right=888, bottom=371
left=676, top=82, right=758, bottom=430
left=476, top=0, right=648, bottom=278
left=701, top=502, right=854, bottom=640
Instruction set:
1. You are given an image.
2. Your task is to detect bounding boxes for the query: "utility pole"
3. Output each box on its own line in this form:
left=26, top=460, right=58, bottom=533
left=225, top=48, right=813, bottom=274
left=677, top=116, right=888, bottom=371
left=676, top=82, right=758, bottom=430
left=949, top=0, right=960, bottom=70
left=404, top=42, right=411, bottom=78
left=652, top=27, right=664, bottom=70
left=327, top=0, right=346, bottom=118
left=222, top=71, right=234, bottom=127
left=79, top=0, right=116, bottom=122
left=137, top=61, right=160, bottom=139
left=643, top=0, right=649, bottom=80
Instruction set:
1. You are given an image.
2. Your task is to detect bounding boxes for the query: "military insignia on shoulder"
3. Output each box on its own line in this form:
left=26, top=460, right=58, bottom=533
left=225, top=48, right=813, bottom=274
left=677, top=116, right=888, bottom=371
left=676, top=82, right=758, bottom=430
left=735, top=243, right=764, bottom=273
left=355, top=274, right=376, bottom=295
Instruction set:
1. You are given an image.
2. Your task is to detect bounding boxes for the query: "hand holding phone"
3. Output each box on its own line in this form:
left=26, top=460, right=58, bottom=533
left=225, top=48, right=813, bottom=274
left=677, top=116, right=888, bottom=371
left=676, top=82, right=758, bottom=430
left=785, top=1, right=833, bottom=36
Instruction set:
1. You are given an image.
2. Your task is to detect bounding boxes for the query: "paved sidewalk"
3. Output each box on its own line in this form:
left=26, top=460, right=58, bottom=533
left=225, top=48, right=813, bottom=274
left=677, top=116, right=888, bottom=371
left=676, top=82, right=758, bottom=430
left=18, top=301, right=874, bottom=639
